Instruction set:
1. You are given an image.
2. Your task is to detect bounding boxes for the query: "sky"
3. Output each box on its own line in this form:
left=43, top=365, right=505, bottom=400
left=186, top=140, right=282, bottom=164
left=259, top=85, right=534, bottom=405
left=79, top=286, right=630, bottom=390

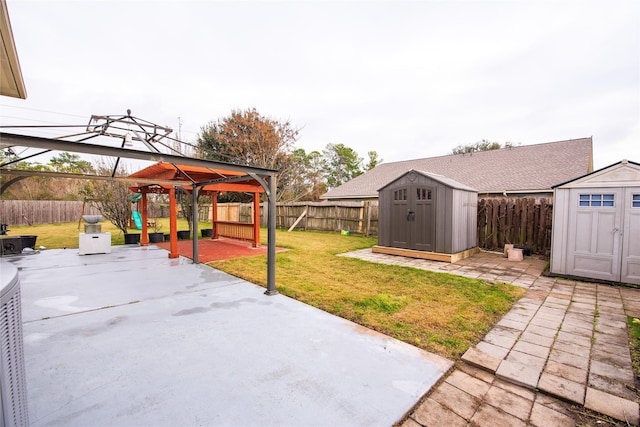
left=1, top=0, right=638, bottom=170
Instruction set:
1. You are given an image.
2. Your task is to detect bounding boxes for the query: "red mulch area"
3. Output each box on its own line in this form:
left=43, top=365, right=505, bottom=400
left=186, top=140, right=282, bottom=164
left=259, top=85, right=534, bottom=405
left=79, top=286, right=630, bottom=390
left=154, top=237, right=283, bottom=263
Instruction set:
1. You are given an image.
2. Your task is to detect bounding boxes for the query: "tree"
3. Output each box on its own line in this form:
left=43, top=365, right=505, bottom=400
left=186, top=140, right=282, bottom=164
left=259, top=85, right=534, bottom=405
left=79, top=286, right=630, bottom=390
left=306, top=150, right=327, bottom=200
left=323, top=143, right=363, bottom=189
left=451, top=140, right=518, bottom=155
left=49, top=152, right=94, bottom=174
left=80, top=162, right=132, bottom=235
left=282, top=149, right=327, bottom=201
left=1, top=152, right=96, bottom=201
left=197, top=108, right=299, bottom=201
left=365, top=151, right=382, bottom=170
left=0, top=161, right=52, bottom=200
left=175, top=188, right=212, bottom=234
left=48, top=153, right=96, bottom=200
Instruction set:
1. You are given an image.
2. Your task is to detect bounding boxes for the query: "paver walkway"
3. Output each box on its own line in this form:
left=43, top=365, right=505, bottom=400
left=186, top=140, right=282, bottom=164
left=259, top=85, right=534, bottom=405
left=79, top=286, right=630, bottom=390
left=341, top=249, right=640, bottom=426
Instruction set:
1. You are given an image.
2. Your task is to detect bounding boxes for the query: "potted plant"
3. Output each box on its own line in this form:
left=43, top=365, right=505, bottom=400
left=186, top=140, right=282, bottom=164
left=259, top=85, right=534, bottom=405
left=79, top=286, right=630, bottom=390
left=148, top=220, right=164, bottom=243
left=124, top=233, right=140, bottom=244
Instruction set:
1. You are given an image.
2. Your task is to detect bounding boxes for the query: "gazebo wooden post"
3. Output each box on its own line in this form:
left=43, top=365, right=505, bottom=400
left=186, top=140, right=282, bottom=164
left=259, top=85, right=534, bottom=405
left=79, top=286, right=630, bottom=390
left=168, top=187, right=179, bottom=259
left=212, top=191, right=219, bottom=240
left=140, top=190, right=149, bottom=246
left=252, top=192, right=260, bottom=247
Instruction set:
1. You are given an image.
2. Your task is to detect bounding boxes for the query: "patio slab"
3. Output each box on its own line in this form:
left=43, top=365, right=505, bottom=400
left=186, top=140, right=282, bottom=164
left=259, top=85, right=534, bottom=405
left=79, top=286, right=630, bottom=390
left=5, top=246, right=452, bottom=426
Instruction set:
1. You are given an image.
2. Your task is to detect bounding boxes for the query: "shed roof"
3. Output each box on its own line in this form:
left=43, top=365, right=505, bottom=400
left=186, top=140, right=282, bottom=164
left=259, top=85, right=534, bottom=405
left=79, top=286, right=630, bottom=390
left=322, top=137, right=593, bottom=199
left=552, top=159, right=640, bottom=189
left=379, top=169, right=478, bottom=193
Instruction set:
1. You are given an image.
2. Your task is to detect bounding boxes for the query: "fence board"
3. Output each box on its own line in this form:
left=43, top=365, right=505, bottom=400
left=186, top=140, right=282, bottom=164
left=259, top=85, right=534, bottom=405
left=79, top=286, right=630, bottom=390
left=0, top=200, right=100, bottom=225
left=477, top=197, right=553, bottom=254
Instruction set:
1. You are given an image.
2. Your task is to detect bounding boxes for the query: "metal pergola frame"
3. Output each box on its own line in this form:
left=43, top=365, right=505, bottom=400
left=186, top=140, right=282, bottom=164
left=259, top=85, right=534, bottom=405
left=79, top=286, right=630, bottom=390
left=0, top=131, right=279, bottom=295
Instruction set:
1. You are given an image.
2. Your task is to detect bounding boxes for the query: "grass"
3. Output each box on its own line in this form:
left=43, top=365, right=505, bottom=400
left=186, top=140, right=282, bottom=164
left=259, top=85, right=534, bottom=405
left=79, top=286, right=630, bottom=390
left=628, top=316, right=640, bottom=379
left=7, top=222, right=526, bottom=359
left=7, top=218, right=211, bottom=249
left=212, top=229, right=526, bottom=359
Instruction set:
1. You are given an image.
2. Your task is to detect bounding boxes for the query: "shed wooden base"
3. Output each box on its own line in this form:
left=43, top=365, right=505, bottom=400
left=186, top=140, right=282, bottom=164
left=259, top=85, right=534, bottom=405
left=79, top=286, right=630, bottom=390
left=372, top=246, right=480, bottom=263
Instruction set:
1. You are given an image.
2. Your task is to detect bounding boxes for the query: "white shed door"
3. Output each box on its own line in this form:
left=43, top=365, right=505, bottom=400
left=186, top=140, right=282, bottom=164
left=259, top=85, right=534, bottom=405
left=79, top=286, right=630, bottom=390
left=567, top=189, right=622, bottom=282
left=621, top=191, right=640, bottom=285
left=567, top=188, right=640, bottom=285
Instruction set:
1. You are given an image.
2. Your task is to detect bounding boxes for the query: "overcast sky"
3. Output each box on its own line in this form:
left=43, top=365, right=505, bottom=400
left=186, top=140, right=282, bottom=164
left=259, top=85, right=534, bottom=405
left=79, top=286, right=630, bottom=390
left=1, top=0, right=638, bottom=170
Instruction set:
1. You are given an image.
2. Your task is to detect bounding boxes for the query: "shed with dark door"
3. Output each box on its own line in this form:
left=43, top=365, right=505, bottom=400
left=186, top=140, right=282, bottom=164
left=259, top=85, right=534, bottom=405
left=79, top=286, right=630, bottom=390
left=374, top=170, right=479, bottom=262
left=550, top=159, right=640, bottom=285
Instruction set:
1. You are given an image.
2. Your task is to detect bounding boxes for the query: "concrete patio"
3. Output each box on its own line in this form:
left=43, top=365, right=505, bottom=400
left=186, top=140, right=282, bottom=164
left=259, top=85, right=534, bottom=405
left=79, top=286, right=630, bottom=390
left=5, top=245, right=452, bottom=426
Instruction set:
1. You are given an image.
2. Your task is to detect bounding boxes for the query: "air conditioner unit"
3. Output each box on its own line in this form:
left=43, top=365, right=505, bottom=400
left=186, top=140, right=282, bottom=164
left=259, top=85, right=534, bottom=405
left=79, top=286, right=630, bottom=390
left=0, top=261, right=29, bottom=427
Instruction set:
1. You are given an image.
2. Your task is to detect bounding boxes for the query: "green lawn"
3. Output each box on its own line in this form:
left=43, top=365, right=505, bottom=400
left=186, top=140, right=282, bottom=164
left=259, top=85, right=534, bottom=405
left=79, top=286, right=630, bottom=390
left=7, top=218, right=210, bottom=248
left=213, top=229, right=525, bottom=359
left=6, top=222, right=525, bottom=360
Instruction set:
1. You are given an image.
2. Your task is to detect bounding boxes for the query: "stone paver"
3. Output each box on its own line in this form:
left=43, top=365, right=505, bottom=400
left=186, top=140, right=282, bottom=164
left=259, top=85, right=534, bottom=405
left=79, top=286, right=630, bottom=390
left=461, top=346, right=500, bottom=372
left=409, top=398, right=467, bottom=427
left=538, top=372, right=585, bottom=404
left=529, top=401, right=576, bottom=427
left=430, top=382, right=479, bottom=419
left=585, top=388, right=640, bottom=426
left=444, top=369, right=491, bottom=400
left=483, top=386, right=533, bottom=419
left=544, top=360, right=587, bottom=384
left=470, top=402, right=528, bottom=427
left=342, top=249, right=640, bottom=426
left=511, top=339, right=551, bottom=360
left=496, top=359, right=542, bottom=389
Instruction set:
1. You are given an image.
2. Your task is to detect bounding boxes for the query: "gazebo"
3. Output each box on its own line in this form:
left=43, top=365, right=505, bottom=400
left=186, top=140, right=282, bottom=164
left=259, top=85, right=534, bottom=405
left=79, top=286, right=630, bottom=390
left=0, top=128, right=279, bottom=295
left=128, top=162, right=265, bottom=259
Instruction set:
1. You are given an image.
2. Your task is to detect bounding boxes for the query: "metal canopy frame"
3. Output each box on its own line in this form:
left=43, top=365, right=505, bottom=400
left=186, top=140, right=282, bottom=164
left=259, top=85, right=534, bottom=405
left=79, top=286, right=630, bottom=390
left=0, top=123, right=279, bottom=295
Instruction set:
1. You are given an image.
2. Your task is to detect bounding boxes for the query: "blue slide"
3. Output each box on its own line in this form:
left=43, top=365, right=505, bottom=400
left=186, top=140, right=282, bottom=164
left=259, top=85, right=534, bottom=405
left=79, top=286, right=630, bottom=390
left=132, top=211, right=143, bottom=230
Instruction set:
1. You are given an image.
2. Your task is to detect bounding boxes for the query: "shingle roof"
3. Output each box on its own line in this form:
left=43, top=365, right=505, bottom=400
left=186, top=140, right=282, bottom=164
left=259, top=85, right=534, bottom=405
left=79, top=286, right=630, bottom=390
left=322, top=137, right=593, bottom=199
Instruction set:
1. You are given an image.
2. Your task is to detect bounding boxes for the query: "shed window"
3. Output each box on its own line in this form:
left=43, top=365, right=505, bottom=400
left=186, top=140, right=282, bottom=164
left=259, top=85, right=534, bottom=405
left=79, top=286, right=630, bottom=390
left=416, top=188, right=432, bottom=200
left=633, top=194, right=640, bottom=208
left=579, top=194, right=614, bottom=207
left=394, top=189, right=407, bottom=201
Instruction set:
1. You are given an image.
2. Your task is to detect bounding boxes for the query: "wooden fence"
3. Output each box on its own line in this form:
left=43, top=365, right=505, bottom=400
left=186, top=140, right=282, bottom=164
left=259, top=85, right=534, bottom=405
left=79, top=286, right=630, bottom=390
left=477, top=198, right=553, bottom=254
left=0, top=200, right=100, bottom=225
left=2, top=198, right=552, bottom=254
left=242, top=201, right=379, bottom=236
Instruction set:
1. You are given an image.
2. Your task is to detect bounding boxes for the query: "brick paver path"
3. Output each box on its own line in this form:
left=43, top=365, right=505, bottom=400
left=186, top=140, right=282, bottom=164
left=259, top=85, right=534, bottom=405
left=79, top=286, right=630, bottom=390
left=342, top=249, right=640, bottom=425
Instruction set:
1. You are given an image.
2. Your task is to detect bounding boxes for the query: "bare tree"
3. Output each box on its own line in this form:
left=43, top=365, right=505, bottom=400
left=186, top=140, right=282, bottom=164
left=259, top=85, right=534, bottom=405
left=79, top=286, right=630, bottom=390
left=80, top=161, right=132, bottom=235
left=197, top=108, right=299, bottom=201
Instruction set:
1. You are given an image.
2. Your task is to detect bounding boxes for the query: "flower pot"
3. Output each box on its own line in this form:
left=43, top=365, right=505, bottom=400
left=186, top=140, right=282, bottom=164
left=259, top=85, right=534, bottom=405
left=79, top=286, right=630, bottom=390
left=148, top=232, right=164, bottom=243
left=20, top=235, right=37, bottom=249
left=177, top=230, right=191, bottom=240
left=164, top=234, right=171, bottom=242
left=124, top=233, right=140, bottom=245
left=201, top=228, right=213, bottom=238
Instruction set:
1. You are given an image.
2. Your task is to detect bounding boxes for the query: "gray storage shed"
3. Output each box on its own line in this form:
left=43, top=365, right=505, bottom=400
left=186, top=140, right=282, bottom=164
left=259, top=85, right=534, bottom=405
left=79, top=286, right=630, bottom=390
left=550, top=160, right=640, bottom=285
left=375, top=170, right=478, bottom=262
